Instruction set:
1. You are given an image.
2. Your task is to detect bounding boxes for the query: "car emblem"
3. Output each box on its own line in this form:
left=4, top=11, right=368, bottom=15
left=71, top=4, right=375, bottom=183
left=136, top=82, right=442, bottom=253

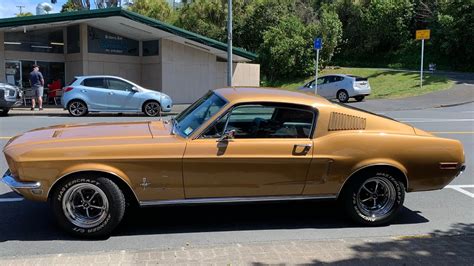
left=140, top=178, right=151, bottom=190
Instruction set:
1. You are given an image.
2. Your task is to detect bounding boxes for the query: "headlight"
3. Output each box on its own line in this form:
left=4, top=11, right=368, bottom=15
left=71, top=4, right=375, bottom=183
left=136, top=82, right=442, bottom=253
left=4, top=89, right=15, bottom=97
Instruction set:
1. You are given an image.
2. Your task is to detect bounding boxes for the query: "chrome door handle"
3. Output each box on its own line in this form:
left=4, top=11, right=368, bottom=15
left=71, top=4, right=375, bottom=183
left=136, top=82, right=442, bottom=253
left=295, top=144, right=312, bottom=148
left=81, top=89, right=86, bottom=93
left=293, top=144, right=312, bottom=156
left=108, top=92, right=114, bottom=95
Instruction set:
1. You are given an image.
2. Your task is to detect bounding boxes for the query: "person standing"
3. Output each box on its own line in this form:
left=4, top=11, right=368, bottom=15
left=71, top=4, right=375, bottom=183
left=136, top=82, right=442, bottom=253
left=29, top=64, right=44, bottom=111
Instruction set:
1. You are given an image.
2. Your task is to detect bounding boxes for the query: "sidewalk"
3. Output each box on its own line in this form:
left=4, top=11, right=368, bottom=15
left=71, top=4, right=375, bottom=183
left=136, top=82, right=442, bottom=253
left=0, top=233, right=472, bottom=265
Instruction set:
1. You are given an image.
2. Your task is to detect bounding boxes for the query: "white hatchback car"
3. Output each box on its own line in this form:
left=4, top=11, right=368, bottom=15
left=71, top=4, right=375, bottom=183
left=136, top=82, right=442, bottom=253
left=299, top=74, right=371, bottom=102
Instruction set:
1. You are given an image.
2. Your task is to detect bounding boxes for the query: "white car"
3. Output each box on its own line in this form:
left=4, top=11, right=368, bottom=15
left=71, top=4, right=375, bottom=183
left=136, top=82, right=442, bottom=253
left=299, top=74, right=371, bottom=102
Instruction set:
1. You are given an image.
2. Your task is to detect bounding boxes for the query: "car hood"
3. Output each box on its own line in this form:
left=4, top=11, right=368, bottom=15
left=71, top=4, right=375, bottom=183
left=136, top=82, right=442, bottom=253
left=4, top=121, right=173, bottom=151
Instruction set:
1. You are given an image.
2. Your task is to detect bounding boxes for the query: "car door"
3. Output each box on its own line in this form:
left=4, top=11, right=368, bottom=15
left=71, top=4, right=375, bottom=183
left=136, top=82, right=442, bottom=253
left=81, top=77, right=108, bottom=110
left=105, top=78, right=141, bottom=111
left=331, top=76, right=345, bottom=98
left=183, top=103, right=316, bottom=198
left=317, top=76, right=332, bottom=98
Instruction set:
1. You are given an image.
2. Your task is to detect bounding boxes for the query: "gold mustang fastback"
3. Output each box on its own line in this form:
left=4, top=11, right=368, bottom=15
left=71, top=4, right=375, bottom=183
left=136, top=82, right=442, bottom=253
left=2, top=88, right=465, bottom=237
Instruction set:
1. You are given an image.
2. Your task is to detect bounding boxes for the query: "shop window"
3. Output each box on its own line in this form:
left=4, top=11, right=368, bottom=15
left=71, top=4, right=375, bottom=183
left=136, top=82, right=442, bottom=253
left=143, top=40, right=159, bottom=56
left=88, top=26, right=139, bottom=56
left=67, top=25, right=80, bottom=54
left=5, top=28, right=64, bottom=54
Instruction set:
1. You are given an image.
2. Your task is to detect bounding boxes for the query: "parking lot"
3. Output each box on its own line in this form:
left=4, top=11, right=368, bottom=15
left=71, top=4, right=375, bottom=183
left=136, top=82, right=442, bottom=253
left=0, top=101, right=472, bottom=260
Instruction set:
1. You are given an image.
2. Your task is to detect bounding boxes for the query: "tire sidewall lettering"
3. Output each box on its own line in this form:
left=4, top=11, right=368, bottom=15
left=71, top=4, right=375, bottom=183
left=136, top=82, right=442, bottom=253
left=55, top=177, right=112, bottom=235
left=351, top=173, right=403, bottom=223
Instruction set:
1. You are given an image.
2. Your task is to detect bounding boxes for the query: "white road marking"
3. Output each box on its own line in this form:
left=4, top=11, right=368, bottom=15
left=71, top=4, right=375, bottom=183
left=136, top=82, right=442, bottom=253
left=399, top=119, right=474, bottom=123
left=0, top=198, right=24, bottom=203
left=445, top=185, right=474, bottom=198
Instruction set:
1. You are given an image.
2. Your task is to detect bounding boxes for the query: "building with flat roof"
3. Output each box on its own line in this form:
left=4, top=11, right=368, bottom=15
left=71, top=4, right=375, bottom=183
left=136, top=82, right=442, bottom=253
left=0, top=7, right=259, bottom=103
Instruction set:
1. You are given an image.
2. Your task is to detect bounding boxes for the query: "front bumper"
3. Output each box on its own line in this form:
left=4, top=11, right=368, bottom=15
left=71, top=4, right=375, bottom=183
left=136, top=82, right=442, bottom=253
left=456, top=164, right=466, bottom=178
left=0, top=98, right=22, bottom=109
left=160, top=98, right=173, bottom=112
left=2, top=170, right=41, bottom=194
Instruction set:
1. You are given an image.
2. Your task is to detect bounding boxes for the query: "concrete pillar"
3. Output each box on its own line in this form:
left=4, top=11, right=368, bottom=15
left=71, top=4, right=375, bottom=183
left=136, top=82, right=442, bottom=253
left=80, top=23, right=88, bottom=75
left=0, top=32, right=5, bottom=83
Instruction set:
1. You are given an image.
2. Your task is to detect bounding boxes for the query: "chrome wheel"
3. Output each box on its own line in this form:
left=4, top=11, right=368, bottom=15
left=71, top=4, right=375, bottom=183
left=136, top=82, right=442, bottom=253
left=356, top=177, right=396, bottom=219
left=144, top=101, right=161, bottom=116
left=62, top=183, right=109, bottom=229
left=69, top=101, right=87, bottom=116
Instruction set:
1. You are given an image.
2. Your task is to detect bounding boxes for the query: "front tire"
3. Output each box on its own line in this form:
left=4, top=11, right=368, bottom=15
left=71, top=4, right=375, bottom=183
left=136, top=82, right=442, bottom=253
left=143, top=101, right=161, bottom=117
left=337, top=90, right=349, bottom=103
left=67, top=100, right=88, bottom=117
left=0, top=108, right=10, bottom=116
left=50, top=174, right=126, bottom=238
left=342, top=171, right=405, bottom=226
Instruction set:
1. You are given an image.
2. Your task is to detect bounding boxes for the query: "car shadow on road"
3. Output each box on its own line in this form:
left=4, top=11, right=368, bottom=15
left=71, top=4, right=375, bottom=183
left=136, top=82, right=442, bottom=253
left=0, top=198, right=428, bottom=242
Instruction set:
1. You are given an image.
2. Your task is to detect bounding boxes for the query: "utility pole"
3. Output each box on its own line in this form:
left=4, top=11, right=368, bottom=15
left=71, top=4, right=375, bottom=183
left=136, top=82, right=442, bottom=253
left=16, top=5, right=26, bottom=15
left=227, top=0, right=233, bottom=87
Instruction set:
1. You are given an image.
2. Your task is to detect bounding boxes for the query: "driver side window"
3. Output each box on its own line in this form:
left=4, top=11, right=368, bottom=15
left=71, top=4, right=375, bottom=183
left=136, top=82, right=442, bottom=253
left=201, top=104, right=315, bottom=139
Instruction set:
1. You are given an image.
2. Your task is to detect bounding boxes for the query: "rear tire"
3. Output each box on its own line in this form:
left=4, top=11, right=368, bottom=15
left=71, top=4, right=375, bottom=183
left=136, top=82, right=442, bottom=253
left=337, top=90, right=349, bottom=103
left=67, top=100, right=88, bottom=117
left=143, top=101, right=161, bottom=117
left=341, top=171, right=405, bottom=226
left=354, top=95, right=365, bottom=102
left=50, top=174, right=126, bottom=238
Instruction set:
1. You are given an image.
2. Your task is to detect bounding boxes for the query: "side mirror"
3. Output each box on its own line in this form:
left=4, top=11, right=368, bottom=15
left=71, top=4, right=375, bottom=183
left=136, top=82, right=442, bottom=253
left=131, top=86, right=139, bottom=92
left=217, top=129, right=235, bottom=142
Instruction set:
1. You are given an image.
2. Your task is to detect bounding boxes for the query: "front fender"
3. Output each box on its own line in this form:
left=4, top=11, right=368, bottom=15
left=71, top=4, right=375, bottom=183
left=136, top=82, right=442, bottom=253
left=47, top=163, right=135, bottom=201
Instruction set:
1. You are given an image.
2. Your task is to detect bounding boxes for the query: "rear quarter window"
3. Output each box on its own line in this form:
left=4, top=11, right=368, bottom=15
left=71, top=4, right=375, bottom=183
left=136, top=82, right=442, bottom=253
left=67, top=78, right=77, bottom=86
left=82, top=78, right=106, bottom=88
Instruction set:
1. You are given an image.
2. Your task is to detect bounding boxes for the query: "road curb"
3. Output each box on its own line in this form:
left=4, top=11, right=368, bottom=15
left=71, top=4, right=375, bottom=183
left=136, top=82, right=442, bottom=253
left=436, top=100, right=474, bottom=108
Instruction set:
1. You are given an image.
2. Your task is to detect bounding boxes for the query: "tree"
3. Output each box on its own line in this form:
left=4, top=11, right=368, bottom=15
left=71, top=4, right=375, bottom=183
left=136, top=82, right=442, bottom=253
left=428, top=0, right=474, bottom=71
left=128, top=0, right=174, bottom=23
left=16, top=12, right=34, bottom=17
left=61, top=0, right=88, bottom=12
left=258, top=7, right=342, bottom=81
left=238, top=0, right=293, bottom=52
left=61, top=0, right=121, bottom=12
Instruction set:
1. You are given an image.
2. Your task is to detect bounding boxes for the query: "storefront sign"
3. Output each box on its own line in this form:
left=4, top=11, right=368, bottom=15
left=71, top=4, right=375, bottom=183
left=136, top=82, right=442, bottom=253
left=88, top=26, right=139, bottom=56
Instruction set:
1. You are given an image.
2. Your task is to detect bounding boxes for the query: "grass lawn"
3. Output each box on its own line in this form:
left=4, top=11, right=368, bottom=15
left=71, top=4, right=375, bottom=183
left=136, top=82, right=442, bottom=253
left=262, top=67, right=454, bottom=99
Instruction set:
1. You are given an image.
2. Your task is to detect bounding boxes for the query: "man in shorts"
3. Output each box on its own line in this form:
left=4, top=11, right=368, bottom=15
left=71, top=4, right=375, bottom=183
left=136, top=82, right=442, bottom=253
left=29, top=64, right=44, bottom=111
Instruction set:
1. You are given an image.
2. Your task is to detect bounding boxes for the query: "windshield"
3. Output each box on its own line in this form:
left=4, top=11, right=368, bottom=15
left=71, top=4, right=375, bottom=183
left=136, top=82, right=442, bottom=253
left=174, top=91, right=227, bottom=137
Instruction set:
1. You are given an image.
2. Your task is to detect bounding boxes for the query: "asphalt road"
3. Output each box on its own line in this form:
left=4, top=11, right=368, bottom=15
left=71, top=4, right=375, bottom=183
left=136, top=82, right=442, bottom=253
left=0, top=103, right=472, bottom=258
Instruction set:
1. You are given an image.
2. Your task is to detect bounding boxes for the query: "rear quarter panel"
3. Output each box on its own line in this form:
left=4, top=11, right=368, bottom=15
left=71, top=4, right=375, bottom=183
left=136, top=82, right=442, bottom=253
left=303, top=131, right=464, bottom=196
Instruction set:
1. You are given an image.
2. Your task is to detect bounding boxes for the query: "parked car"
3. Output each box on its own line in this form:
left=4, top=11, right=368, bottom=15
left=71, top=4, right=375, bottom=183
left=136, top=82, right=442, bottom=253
left=299, top=74, right=371, bottom=102
left=0, top=83, right=22, bottom=116
left=2, top=88, right=465, bottom=237
left=61, top=76, right=173, bottom=117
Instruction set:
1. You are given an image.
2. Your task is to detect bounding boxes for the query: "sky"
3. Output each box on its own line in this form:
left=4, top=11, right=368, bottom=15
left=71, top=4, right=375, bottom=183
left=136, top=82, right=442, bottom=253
left=0, top=0, right=68, bottom=18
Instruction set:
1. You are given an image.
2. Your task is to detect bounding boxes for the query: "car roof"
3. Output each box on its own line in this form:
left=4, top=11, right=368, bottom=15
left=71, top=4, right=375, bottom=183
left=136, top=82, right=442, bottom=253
left=75, top=75, right=126, bottom=79
left=322, top=74, right=349, bottom=78
left=214, top=87, right=332, bottom=108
